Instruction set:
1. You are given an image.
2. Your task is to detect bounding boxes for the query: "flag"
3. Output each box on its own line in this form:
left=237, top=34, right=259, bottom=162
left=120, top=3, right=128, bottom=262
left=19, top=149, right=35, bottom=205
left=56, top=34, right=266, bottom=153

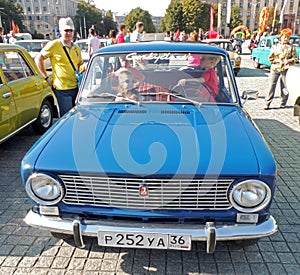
left=279, top=0, right=288, bottom=24
left=210, top=6, right=214, bottom=32
left=174, top=29, right=180, bottom=41
left=217, top=3, right=222, bottom=29
left=226, top=0, right=231, bottom=24
left=272, top=3, right=277, bottom=30
left=10, top=20, right=19, bottom=33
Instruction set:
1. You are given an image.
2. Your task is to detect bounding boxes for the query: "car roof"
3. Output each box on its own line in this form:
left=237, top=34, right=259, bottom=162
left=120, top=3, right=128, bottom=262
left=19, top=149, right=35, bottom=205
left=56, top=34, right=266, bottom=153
left=261, top=35, right=300, bottom=39
left=14, top=39, right=49, bottom=43
left=0, top=43, right=32, bottom=50
left=95, top=41, right=228, bottom=56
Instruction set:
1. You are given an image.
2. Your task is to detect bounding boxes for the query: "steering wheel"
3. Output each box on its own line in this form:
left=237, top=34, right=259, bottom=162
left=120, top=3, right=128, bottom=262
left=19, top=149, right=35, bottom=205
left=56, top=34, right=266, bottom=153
left=171, top=80, right=213, bottom=102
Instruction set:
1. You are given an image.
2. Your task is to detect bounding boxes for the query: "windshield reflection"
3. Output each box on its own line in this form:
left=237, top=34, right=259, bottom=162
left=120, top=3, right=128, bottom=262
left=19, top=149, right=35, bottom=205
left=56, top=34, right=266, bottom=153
left=79, top=51, right=238, bottom=105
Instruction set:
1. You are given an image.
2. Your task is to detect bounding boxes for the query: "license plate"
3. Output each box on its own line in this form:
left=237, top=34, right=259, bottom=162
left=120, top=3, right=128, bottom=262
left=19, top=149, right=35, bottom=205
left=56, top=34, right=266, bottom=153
left=98, top=231, right=191, bottom=250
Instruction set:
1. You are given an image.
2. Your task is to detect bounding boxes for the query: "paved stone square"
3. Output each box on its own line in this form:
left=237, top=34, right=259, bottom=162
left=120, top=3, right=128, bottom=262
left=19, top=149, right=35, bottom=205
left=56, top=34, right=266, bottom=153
left=0, top=53, right=299, bottom=274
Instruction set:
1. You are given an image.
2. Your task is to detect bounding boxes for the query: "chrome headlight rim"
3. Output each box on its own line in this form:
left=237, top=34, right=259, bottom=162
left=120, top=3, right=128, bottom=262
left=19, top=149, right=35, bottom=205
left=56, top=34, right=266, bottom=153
left=26, top=173, right=64, bottom=205
left=229, top=179, right=272, bottom=213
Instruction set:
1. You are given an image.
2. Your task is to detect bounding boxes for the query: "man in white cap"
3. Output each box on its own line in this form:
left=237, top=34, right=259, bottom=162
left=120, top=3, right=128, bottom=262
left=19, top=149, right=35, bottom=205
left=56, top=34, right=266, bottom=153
left=35, top=17, right=85, bottom=116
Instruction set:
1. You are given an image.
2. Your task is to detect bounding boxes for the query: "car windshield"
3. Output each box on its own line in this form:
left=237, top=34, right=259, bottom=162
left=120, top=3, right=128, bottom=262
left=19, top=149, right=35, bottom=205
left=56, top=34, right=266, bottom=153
left=79, top=51, right=238, bottom=105
left=15, top=41, right=47, bottom=52
left=210, top=42, right=234, bottom=51
left=77, top=41, right=88, bottom=52
left=290, top=37, right=300, bottom=47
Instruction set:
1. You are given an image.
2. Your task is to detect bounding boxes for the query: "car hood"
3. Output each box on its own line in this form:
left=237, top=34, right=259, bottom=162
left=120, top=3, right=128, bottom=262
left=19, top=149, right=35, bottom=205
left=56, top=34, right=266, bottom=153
left=33, top=104, right=270, bottom=176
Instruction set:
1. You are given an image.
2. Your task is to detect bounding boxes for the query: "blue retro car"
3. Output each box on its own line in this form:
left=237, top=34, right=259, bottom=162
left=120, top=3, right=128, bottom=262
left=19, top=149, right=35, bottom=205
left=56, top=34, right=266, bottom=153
left=21, top=42, right=277, bottom=253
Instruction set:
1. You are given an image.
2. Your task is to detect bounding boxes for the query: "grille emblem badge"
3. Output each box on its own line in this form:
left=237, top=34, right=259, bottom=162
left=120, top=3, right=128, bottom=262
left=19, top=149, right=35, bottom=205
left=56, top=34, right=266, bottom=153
left=139, top=184, right=149, bottom=197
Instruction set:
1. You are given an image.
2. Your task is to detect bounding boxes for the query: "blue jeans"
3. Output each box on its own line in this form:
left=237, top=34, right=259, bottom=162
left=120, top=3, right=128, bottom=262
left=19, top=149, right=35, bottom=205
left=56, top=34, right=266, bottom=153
left=53, top=87, right=78, bottom=116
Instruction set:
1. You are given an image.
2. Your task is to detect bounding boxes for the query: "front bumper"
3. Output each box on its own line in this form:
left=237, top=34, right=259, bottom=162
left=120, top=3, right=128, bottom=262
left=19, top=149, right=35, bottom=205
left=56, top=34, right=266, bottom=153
left=24, top=210, right=277, bottom=253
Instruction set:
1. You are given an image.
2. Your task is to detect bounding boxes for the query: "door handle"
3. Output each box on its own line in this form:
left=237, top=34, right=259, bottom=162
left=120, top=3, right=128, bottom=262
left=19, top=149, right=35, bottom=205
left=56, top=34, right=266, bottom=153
left=2, top=92, right=12, bottom=98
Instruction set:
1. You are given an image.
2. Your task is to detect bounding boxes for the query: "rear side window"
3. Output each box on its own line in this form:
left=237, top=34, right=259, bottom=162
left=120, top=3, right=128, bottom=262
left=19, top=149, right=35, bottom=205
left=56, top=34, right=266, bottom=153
left=1, top=51, right=34, bottom=82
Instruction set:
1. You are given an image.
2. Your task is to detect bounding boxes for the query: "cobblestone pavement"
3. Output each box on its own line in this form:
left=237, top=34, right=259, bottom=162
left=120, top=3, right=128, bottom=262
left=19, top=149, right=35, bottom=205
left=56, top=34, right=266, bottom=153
left=0, top=52, right=299, bottom=275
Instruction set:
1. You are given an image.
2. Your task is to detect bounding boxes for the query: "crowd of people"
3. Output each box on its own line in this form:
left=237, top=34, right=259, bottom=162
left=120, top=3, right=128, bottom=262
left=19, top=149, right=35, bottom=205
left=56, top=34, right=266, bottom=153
left=0, top=27, right=24, bottom=44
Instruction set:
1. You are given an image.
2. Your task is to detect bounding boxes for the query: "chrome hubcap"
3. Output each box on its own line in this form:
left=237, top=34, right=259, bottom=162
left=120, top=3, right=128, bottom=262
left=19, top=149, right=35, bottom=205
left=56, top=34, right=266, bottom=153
left=40, top=105, right=51, bottom=128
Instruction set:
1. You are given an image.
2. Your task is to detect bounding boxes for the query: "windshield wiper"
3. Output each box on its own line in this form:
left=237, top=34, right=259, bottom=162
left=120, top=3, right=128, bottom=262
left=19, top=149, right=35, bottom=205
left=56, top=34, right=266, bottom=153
left=139, top=91, right=203, bottom=107
left=86, top=92, right=141, bottom=106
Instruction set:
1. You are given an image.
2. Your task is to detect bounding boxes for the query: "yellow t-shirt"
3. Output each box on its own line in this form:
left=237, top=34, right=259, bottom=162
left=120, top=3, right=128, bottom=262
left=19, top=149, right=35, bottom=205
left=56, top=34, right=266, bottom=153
left=41, top=39, right=82, bottom=90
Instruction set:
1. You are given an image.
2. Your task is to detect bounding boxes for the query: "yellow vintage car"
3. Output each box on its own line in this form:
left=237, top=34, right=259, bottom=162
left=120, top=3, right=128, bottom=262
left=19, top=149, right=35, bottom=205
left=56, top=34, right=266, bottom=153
left=204, top=39, right=242, bottom=76
left=0, top=44, right=59, bottom=144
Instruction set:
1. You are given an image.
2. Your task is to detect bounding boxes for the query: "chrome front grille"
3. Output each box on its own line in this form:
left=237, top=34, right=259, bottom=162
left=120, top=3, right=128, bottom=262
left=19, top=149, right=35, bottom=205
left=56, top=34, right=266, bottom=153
left=60, top=175, right=233, bottom=210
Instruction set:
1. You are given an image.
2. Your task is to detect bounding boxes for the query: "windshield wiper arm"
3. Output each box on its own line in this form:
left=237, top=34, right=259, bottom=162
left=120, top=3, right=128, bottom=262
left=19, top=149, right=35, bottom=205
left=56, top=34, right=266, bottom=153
left=87, top=92, right=141, bottom=106
left=140, top=91, right=203, bottom=107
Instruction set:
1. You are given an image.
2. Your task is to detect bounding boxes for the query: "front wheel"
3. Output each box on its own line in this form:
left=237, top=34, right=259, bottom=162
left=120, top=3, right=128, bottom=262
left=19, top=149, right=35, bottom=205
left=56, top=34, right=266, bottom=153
left=32, top=99, right=53, bottom=134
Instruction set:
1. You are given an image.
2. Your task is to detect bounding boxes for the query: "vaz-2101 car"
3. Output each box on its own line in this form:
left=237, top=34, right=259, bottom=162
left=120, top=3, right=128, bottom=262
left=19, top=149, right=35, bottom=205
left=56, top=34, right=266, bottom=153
left=21, top=42, right=277, bottom=253
left=251, top=35, right=300, bottom=68
left=0, top=44, right=58, bottom=144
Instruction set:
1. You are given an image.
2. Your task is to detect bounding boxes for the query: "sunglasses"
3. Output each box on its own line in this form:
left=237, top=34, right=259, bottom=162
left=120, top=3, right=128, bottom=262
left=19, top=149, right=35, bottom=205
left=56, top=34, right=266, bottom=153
left=64, top=29, right=74, bottom=32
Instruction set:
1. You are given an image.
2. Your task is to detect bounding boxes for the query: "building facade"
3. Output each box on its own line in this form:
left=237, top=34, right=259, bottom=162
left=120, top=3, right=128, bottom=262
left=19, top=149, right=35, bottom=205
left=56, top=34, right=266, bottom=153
left=174, top=0, right=300, bottom=37
left=220, top=0, right=300, bottom=37
left=17, top=0, right=80, bottom=39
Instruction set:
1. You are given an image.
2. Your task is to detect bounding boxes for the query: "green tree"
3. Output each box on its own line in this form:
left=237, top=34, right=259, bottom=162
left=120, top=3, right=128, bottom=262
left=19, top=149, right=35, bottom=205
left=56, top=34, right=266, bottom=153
left=125, top=7, right=156, bottom=33
left=182, top=0, right=202, bottom=33
left=74, top=1, right=116, bottom=38
left=267, top=6, right=279, bottom=33
left=228, top=6, right=242, bottom=32
left=199, top=2, right=212, bottom=32
left=0, top=0, right=24, bottom=33
left=163, top=0, right=184, bottom=33
left=103, top=10, right=117, bottom=36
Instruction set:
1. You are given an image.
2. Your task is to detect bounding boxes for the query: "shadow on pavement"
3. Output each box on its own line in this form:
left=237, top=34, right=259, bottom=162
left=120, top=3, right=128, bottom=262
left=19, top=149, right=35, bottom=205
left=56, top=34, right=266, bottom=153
left=238, top=67, right=269, bottom=77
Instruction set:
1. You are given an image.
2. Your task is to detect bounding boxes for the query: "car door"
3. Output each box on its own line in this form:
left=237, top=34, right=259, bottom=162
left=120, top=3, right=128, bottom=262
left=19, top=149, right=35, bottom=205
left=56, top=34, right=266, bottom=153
left=2, top=50, right=43, bottom=130
left=0, top=52, right=17, bottom=142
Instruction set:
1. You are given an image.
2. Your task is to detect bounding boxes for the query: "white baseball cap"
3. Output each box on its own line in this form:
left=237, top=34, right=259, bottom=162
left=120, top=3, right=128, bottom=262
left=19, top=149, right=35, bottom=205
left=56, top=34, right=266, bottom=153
left=59, top=17, right=75, bottom=31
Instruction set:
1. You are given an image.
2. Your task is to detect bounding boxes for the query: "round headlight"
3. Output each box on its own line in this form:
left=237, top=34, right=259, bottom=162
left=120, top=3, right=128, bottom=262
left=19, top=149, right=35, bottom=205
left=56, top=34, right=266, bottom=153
left=26, top=173, right=64, bottom=205
left=230, top=180, right=272, bottom=213
left=235, top=56, right=241, bottom=62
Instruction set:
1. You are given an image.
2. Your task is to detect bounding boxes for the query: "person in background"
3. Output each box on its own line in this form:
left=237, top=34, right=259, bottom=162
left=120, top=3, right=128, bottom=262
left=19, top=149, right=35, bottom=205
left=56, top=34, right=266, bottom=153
left=0, top=27, right=4, bottom=43
left=264, top=28, right=298, bottom=110
left=107, top=29, right=117, bottom=45
left=130, top=22, right=144, bottom=42
left=8, top=31, right=17, bottom=44
left=125, top=31, right=131, bottom=42
left=116, top=24, right=127, bottom=44
left=188, top=31, right=198, bottom=42
left=35, top=17, right=85, bottom=116
left=164, top=31, right=172, bottom=41
left=87, top=27, right=100, bottom=56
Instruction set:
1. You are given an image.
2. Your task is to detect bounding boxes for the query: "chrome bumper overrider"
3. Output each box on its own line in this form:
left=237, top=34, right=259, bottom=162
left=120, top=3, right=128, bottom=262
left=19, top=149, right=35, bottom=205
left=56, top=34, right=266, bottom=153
left=24, top=210, right=277, bottom=253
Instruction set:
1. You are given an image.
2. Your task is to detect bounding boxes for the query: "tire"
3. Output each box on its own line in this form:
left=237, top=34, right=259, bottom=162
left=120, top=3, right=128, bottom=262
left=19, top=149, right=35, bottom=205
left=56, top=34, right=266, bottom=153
left=235, top=238, right=259, bottom=247
left=51, top=232, right=73, bottom=240
left=253, top=59, right=260, bottom=69
left=32, top=99, right=53, bottom=134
